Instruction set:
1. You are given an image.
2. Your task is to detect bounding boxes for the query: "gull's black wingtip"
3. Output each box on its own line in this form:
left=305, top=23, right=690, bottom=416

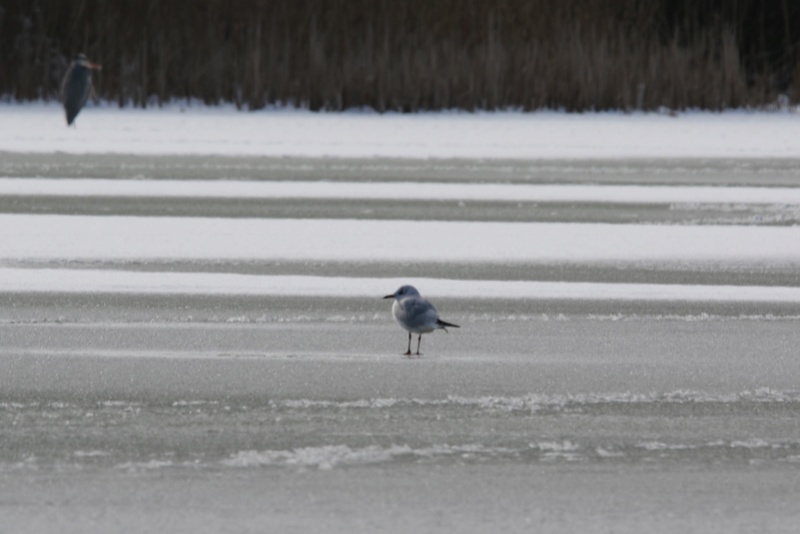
left=437, top=319, right=460, bottom=329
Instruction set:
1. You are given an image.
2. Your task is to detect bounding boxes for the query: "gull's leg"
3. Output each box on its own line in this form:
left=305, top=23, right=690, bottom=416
left=404, top=331, right=412, bottom=356
left=416, top=334, right=422, bottom=356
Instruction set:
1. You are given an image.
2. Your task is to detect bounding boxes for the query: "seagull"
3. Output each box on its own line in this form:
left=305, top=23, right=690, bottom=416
left=383, top=285, right=459, bottom=357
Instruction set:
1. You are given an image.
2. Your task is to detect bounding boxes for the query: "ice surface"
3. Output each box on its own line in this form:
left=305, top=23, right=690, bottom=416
left=2, top=108, right=800, bottom=533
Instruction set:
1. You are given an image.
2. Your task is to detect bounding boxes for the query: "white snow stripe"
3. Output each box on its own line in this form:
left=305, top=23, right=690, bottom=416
left=2, top=268, right=800, bottom=302
left=2, top=178, right=800, bottom=205
left=1, top=215, right=799, bottom=264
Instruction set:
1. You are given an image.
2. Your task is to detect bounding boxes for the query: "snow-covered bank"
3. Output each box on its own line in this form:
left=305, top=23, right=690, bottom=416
left=2, top=103, right=799, bottom=159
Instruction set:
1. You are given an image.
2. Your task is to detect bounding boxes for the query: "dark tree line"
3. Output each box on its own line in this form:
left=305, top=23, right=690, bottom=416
left=1, top=0, right=799, bottom=111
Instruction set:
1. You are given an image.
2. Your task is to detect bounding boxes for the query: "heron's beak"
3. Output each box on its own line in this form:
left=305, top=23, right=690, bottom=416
left=382, top=294, right=394, bottom=299
left=89, top=63, right=102, bottom=71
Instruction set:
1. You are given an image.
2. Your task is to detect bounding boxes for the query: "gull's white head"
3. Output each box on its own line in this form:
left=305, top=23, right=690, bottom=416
left=383, top=285, right=421, bottom=300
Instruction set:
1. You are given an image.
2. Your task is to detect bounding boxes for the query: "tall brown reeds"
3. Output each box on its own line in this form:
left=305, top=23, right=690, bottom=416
left=1, top=0, right=798, bottom=111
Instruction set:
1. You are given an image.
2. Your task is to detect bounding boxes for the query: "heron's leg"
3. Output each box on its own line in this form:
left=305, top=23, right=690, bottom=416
left=416, top=334, right=422, bottom=356
left=404, top=331, right=412, bottom=356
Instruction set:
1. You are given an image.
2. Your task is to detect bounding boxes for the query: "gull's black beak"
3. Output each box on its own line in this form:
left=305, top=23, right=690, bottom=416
left=382, top=294, right=394, bottom=299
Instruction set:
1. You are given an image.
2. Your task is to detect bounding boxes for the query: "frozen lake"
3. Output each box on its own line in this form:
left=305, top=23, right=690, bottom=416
left=2, top=108, right=800, bottom=532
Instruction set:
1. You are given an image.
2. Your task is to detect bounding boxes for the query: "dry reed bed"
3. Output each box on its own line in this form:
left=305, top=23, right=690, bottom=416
left=1, top=0, right=798, bottom=111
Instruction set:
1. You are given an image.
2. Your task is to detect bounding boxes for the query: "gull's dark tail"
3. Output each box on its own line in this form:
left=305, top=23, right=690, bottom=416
left=437, top=319, right=460, bottom=331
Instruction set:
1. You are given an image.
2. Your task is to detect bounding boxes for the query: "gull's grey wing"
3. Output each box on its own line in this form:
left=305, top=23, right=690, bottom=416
left=397, top=297, right=440, bottom=329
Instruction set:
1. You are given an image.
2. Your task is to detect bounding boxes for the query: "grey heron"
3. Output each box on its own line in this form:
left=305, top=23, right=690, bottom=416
left=60, top=53, right=102, bottom=126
